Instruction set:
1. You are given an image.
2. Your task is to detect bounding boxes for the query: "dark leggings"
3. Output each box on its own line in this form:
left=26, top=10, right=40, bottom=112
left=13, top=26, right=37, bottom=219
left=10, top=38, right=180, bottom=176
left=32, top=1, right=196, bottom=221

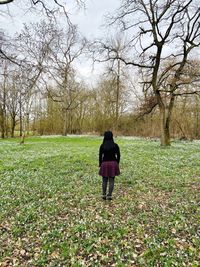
left=102, top=176, right=115, bottom=196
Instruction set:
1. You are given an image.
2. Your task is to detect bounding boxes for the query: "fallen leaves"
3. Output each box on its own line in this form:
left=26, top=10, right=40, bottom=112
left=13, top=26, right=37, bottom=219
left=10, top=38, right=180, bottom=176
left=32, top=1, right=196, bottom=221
left=0, top=136, right=199, bottom=266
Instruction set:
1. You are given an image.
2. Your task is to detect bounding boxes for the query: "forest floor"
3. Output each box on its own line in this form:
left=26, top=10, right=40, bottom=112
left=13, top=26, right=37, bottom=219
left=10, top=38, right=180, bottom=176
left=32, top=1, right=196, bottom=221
left=0, top=136, right=200, bottom=266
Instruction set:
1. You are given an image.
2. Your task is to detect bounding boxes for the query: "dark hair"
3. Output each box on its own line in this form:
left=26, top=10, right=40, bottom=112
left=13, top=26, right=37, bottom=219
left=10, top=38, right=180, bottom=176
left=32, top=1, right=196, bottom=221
left=102, top=131, right=115, bottom=150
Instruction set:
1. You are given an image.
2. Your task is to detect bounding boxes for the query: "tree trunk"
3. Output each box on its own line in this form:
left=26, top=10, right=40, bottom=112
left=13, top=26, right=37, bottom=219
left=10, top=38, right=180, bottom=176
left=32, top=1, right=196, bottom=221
left=160, top=108, right=171, bottom=146
left=115, top=59, right=120, bottom=132
left=0, top=108, right=5, bottom=139
left=69, top=110, right=73, bottom=134
left=159, top=95, right=175, bottom=147
left=63, top=109, right=68, bottom=136
left=11, top=116, right=16, bottom=138
left=195, top=96, right=200, bottom=139
left=20, top=117, right=26, bottom=145
left=19, top=94, right=23, bottom=137
left=26, top=113, right=30, bottom=136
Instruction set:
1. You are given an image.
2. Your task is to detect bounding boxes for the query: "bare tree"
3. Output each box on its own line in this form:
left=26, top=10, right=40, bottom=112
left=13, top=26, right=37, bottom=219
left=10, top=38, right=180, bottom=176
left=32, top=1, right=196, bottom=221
left=88, top=75, right=129, bottom=134
left=14, top=21, right=57, bottom=143
left=91, top=34, right=132, bottom=133
left=0, top=0, right=85, bottom=62
left=105, top=0, right=200, bottom=146
left=43, top=24, right=87, bottom=135
left=6, top=76, right=20, bottom=137
left=0, top=61, right=8, bottom=138
left=0, top=0, right=84, bottom=18
left=104, top=37, right=127, bottom=132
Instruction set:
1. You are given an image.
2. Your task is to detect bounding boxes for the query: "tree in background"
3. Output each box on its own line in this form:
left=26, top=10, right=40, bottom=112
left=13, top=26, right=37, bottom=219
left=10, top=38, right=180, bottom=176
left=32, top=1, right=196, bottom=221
left=108, top=0, right=200, bottom=146
left=91, top=34, right=132, bottom=134
left=0, top=0, right=200, bottom=140
left=41, top=23, right=87, bottom=135
left=0, top=60, right=8, bottom=138
left=0, top=0, right=84, bottom=62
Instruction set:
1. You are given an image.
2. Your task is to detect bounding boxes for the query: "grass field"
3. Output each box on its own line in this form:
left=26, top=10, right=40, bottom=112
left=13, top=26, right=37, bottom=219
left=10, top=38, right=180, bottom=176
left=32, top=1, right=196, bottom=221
left=0, top=136, right=199, bottom=267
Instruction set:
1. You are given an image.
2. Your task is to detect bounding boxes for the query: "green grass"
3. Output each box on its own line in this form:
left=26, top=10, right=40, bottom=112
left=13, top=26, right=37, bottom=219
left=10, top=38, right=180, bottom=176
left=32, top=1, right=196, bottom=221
left=0, top=136, right=199, bottom=266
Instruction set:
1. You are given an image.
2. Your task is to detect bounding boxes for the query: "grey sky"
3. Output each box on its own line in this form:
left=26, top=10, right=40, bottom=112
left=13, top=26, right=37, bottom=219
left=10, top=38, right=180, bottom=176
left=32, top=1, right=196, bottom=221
left=69, top=0, right=121, bottom=39
left=1, top=0, right=121, bottom=38
left=0, top=0, right=121, bottom=85
left=67, top=0, right=122, bottom=83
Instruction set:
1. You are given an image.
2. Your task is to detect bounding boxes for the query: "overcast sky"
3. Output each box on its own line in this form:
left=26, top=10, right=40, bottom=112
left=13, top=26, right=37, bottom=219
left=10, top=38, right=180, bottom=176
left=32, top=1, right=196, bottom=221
left=69, top=0, right=121, bottom=38
left=1, top=0, right=121, bottom=38
left=0, top=0, right=121, bottom=85
left=66, top=0, right=122, bottom=84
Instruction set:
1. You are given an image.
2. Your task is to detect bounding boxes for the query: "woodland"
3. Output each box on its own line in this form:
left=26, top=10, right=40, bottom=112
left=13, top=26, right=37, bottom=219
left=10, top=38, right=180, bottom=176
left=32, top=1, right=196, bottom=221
left=0, top=0, right=200, bottom=145
left=0, top=2, right=200, bottom=266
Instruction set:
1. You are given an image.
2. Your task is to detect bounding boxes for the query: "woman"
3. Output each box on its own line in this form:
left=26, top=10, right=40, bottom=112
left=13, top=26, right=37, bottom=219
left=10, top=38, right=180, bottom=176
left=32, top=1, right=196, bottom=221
left=99, top=131, right=120, bottom=200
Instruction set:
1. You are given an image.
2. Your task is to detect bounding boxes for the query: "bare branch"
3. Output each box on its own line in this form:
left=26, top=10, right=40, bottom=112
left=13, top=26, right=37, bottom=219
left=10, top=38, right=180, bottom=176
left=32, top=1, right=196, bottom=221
left=0, top=0, right=13, bottom=4
left=174, top=91, right=200, bottom=96
left=136, top=95, right=158, bottom=119
left=0, top=48, right=20, bottom=66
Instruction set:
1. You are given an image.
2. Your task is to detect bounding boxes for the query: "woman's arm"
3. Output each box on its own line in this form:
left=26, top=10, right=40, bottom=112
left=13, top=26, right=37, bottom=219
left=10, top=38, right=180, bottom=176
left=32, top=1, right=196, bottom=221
left=99, top=145, right=103, bottom=167
left=115, top=144, right=120, bottom=164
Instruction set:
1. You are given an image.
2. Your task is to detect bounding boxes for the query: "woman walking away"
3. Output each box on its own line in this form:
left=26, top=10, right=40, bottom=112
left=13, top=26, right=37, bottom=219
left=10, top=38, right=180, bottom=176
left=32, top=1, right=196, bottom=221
left=99, top=131, right=120, bottom=200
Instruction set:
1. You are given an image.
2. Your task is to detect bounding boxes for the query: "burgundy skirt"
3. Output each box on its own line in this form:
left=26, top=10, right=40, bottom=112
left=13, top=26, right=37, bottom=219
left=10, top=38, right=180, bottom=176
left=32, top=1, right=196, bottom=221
left=99, top=161, right=120, bottom=177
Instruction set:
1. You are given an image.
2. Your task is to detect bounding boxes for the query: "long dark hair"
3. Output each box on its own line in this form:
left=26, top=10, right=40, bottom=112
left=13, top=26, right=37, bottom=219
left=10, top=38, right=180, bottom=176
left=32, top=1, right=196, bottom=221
left=102, top=131, right=115, bottom=151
